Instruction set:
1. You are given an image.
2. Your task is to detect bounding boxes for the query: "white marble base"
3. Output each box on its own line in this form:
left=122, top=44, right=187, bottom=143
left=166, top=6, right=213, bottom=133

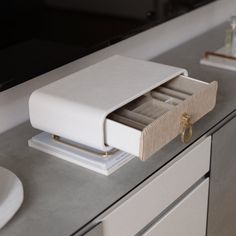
left=29, top=132, right=135, bottom=176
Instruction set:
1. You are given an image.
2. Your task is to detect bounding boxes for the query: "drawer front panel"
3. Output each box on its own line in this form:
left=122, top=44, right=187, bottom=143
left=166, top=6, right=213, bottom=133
left=102, top=137, right=211, bottom=236
left=143, top=179, right=209, bottom=236
left=106, top=75, right=217, bottom=161
left=140, top=81, right=217, bottom=160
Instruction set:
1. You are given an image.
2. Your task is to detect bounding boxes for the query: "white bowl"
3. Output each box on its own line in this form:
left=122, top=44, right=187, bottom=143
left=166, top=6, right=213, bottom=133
left=0, top=166, right=23, bottom=229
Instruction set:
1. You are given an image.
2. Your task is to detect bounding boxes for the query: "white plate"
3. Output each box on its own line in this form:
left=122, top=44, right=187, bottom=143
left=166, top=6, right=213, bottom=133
left=0, top=166, right=23, bottom=229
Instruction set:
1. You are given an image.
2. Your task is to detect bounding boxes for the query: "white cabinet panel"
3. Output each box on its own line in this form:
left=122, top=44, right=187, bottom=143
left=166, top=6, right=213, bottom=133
left=208, top=116, right=236, bottom=236
left=143, top=179, right=209, bottom=236
left=101, top=137, right=211, bottom=236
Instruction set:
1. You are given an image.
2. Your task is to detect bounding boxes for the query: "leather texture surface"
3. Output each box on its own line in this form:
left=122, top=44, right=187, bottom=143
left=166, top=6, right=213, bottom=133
left=140, top=81, right=218, bottom=160
left=29, top=55, right=186, bottom=150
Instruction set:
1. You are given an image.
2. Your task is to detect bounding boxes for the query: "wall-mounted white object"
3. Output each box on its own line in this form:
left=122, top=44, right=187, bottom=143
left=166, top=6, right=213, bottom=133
left=0, top=167, right=23, bottom=229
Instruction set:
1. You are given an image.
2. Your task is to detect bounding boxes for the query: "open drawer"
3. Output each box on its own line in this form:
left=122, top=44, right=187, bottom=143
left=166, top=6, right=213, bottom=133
left=105, top=75, right=217, bottom=161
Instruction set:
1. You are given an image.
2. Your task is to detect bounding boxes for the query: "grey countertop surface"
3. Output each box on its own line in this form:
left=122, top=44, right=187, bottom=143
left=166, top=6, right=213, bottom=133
left=1, top=23, right=236, bottom=236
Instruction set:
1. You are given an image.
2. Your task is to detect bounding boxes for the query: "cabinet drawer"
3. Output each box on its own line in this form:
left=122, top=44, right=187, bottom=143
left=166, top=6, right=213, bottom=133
left=142, top=179, right=209, bottom=236
left=105, top=75, right=217, bottom=160
left=101, top=137, right=211, bottom=236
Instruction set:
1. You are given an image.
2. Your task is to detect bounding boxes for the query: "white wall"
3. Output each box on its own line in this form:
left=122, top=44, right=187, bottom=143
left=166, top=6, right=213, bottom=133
left=1, top=0, right=236, bottom=134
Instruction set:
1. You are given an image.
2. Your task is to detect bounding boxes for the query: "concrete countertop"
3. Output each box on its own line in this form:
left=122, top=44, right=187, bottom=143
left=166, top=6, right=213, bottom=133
left=0, top=23, right=236, bottom=236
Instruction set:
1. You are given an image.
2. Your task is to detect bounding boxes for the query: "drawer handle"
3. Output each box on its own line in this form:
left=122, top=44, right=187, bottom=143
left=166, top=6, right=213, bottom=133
left=180, top=113, right=193, bottom=144
left=52, top=135, right=119, bottom=158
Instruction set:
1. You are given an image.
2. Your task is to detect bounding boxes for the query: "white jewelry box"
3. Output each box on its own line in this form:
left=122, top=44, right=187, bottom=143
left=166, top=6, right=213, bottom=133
left=29, top=55, right=217, bottom=162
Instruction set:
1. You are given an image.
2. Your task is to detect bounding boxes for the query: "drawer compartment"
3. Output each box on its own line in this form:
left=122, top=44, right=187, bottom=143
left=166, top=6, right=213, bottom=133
left=101, top=137, right=211, bottom=236
left=142, top=179, right=209, bottom=236
left=105, top=75, right=217, bottom=160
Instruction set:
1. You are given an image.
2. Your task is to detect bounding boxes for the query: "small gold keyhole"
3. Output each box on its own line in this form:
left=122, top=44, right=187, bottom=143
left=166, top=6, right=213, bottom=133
left=180, top=113, right=193, bottom=144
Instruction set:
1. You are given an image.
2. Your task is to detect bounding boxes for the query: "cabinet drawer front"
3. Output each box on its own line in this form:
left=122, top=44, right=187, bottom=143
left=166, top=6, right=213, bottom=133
left=143, top=179, right=209, bottom=236
left=101, top=137, right=211, bottom=236
left=106, top=76, right=217, bottom=160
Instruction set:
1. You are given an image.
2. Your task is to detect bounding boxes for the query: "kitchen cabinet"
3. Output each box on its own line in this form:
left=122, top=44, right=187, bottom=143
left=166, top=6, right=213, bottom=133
left=82, top=137, right=211, bottom=236
left=207, top=116, right=236, bottom=236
